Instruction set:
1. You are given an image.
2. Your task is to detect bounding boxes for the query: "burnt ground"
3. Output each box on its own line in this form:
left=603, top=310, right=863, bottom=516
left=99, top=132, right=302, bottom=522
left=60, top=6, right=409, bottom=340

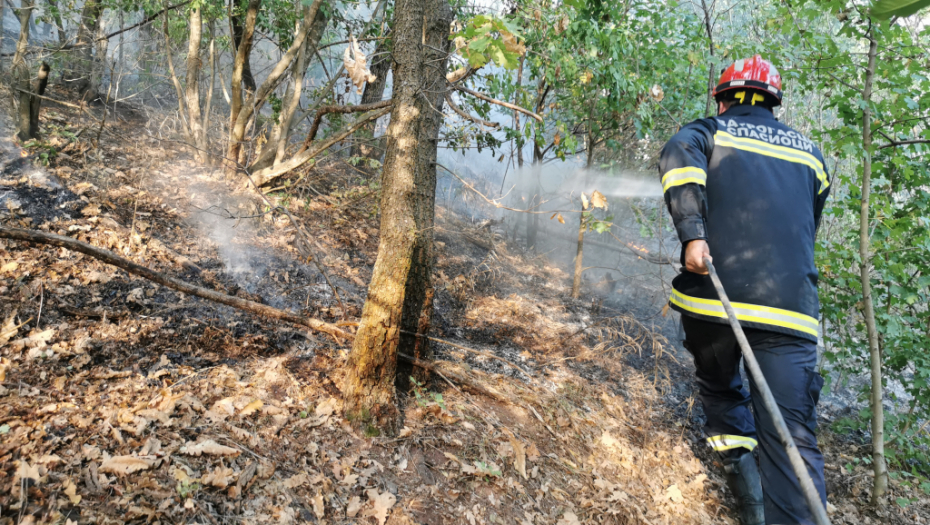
left=0, top=85, right=928, bottom=525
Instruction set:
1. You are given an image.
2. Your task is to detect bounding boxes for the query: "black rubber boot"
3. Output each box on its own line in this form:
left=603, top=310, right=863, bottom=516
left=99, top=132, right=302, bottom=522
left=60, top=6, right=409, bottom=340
left=723, top=450, right=765, bottom=525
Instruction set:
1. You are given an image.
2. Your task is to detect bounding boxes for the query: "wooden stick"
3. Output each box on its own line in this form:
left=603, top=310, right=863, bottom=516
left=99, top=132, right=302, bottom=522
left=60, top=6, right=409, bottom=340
left=454, top=85, right=543, bottom=122
left=444, top=94, right=500, bottom=129
left=0, top=226, right=351, bottom=342
left=301, top=99, right=393, bottom=150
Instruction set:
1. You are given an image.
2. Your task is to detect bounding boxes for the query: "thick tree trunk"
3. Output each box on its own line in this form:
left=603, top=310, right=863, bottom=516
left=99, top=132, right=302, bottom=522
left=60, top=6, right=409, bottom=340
left=203, top=25, right=216, bottom=153
left=860, top=32, right=888, bottom=506
left=13, top=0, right=33, bottom=141
left=66, top=0, right=103, bottom=98
left=185, top=5, right=206, bottom=161
left=27, top=62, right=51, bottom=138
left=396, top=1, right=451, bottom=391
left=229, top=0, right=257, bottom=94
left=227, top=0, right=261, bottom=168
left=350, top=37, right=392, bottom=159
left=251, top=7, right=329, bottom=171
left=0, top=0, right=5, bottom=73
left=343, top=0, right=452, bottom=435
left=87, top=10, right=108, bottom=101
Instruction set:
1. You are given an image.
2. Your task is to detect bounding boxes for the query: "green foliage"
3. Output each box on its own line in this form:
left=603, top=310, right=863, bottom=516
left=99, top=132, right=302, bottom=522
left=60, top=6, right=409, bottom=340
left=451, top=15, right=526, bottom=70
left=410, top=376, right=446, bottom=410
left=871, top=0, right=930, bottom=19
left=23, top=139, right=58, bottom=166
left=775, top=2, right=930, bottom=474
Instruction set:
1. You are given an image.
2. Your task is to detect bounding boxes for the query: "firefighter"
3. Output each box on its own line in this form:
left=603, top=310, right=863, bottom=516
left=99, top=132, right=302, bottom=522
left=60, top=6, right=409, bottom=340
left=659, top=55, right=829, bottom=525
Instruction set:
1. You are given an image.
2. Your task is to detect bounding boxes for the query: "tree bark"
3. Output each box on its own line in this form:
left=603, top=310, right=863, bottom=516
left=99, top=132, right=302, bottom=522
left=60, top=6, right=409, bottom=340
left=350, top=36, right=392, bottom=159
left=700, top=0, right=716, bottom=118
left=343, top=0, right=452, bottom=435
left=27, top=62, right=51, bottom=138
left=229, top=0, right=257, bottom=94
left=203, top=23, right=216, bottom=156
left=572, top=107, right=598, bottom=298
left=227, top=0, right=261, bottom=166
left=44, top=0, right=68, bottom=47
left=66, top=0, right=103, bottom=98
left=227, top=0, right=319, bottom=174
left=87, top=7, right=109, bottom=101
left=13, top=0, right=33, bottom=142
left=251, top=6, right=329, bottom=171
left=396, top=0, right=452, bottom=391
left=184, top=4, right=206, bottom=161
left=860, top=31, right=888, bottom=506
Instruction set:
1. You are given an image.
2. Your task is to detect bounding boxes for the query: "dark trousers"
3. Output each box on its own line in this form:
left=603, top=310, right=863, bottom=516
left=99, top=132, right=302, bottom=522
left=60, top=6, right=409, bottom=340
left=681, top=316, right=827, bottom=525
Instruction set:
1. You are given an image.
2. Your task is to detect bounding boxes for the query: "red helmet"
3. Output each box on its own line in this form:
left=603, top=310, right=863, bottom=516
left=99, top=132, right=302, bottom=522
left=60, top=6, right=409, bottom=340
left=713, top=55, right=783, bottom=106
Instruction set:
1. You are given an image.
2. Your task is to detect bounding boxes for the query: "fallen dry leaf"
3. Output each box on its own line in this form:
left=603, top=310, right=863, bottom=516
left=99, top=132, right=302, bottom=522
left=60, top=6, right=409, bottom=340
left=363, top=488, right=396, bottom=525
left=203, top=466, right=236, bottom=488
left=63, top=478, right=82, bottom=505
left=14, top=460, right=41, bottom=485
left=346, top=495, right=362, bottom=517
left=99, top=456, right=153, bottom=475
left=180, top=439, right=240, bottom=457
left=283, top=472, right=310, bottom=488
left=667, top=484, right=684, bottom=503
left=556, top=510, right=581, bottom=525
left=312, top=491, right=325, bottom=519
left=240, top=399, right=263, bottom=416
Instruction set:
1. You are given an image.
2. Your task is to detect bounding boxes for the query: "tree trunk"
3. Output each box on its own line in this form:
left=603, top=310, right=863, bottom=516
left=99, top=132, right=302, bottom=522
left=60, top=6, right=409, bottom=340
left=13, top=0, right=33, bottom=142
left=27, top=62, right=51, bottom=138
left=343, top=0, right=452, bottom=436
left=227, top=0, right=261, bottom=168
left=203, top=24, right=216, bottom=157
left=66, top=0, right=103, bottom=98
left=43, top=0, right=67, bottom=48
left=350, top=37, right=392, bottom=159
left=0, top=0, right=5, bottom=73
left=700, top=0, right=716, bottom=118
left=229, top=0, right=257, bottom=94
left=396, top=0, right=452, bottom=391
left=571, top=205, right=586, bottom=298
left=251, top=6, right=329, bottom=171
left=227, top=0, right=319, bottom=174
left=185, top=5, right=206, bottom=161
left=860, top=31, right=888, bottom=506
left=87, top=9, right=108, bottom=101
left=572, top=110, right=597, bottom=298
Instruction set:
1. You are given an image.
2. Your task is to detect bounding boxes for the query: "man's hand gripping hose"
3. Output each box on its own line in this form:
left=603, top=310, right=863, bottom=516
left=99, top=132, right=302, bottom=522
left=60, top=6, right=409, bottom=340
left=703, top=256, right=831, bottom=525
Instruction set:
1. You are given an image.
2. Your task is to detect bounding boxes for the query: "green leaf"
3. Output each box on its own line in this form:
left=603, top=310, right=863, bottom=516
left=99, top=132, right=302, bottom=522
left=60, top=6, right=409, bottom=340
left=870, top=0, right=930, bottom=19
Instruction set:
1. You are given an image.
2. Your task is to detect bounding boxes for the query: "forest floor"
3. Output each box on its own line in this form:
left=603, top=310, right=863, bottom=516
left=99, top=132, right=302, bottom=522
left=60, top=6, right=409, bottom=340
left=0, top=87, right=928, bottom=525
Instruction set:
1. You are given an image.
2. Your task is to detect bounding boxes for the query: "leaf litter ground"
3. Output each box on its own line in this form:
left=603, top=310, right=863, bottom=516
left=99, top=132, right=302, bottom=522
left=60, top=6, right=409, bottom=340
left=0, top=87, right=927, bottom=525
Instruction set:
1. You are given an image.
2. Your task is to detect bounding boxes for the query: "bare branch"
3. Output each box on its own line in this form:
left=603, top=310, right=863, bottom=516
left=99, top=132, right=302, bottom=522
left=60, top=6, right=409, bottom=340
left=877, top=138, right=930, bottom=150
left=454, top=85, right=543, bottom=122
left=444, top=93, right=499, bottom=129
left=302, top=99, right=393, bottom=146
left=251, top=105, right=393, bottom=187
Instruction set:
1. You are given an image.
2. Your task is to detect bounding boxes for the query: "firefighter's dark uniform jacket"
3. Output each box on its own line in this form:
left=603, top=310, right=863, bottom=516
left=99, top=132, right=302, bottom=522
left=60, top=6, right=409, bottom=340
left=659, top=104, right=830, bottom=342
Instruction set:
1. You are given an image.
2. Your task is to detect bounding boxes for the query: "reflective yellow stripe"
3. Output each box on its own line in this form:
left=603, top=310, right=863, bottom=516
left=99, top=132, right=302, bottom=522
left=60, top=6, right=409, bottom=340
left=707, top=434, right=758, bottom=452
left=670, top=289, right=819, bottom=337
left=661, top=167, right=707, bottom=192
left=714, top=130, right=829, bottom=195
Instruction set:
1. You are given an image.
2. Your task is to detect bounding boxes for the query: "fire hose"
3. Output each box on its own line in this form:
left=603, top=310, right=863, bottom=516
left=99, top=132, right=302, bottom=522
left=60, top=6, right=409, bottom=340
left=704, top=256, right=831, bottom=525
